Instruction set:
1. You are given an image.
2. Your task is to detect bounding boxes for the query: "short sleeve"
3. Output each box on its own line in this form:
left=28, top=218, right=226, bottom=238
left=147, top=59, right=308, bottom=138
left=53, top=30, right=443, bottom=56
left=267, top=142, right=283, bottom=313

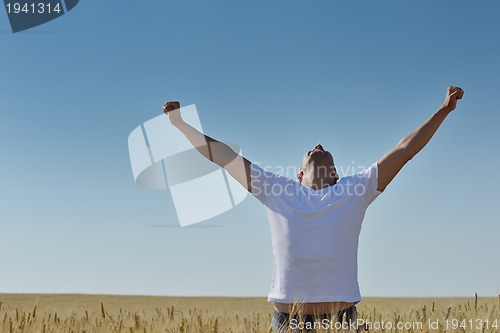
left=352, top=162, right=383, bottom=205
left=250, top=163, right=296, bottom=205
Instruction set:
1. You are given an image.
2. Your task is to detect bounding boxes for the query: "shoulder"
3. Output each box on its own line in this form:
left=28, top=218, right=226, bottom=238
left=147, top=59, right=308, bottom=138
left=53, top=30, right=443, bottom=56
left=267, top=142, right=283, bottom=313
left=250, top=163, right=296, bottom=183
left=332, top=163, right=382, bottom=203
left=250, top=163, right=300, bottom=200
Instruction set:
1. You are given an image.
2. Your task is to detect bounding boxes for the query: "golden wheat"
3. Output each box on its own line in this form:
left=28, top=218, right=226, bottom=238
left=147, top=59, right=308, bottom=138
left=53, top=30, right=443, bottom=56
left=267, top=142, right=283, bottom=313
left=0, top=294, right=498, bottom=332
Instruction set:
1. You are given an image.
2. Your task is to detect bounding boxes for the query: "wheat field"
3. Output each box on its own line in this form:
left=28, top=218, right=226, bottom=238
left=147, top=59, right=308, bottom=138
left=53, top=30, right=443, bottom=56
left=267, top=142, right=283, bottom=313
left=0, top=294, right=498, bottom=332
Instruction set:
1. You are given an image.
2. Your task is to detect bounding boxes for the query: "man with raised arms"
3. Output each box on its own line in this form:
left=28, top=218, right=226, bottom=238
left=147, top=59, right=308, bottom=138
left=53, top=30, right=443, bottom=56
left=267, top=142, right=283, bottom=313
left=163, top=86, right=464, bottom=332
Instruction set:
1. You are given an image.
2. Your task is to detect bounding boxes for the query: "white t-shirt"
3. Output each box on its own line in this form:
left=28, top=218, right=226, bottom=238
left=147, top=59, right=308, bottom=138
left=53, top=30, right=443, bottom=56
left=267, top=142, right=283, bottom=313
left=250, top=162, right=382, bottom=304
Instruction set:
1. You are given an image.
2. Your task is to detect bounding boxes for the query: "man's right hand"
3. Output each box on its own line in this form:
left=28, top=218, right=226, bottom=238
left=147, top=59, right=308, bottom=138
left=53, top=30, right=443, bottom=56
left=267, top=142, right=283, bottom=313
left=163, top=101, right=183, bottom=125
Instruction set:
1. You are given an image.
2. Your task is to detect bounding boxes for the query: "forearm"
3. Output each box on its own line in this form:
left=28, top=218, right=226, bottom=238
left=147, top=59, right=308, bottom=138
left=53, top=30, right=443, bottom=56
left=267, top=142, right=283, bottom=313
left=173, top=120, right=239, bottom=168
left=162, top=102, right=254, bottom=192
left=377, top=86, right=463, bottom=191
left=397, top=107, right=451, bottom=160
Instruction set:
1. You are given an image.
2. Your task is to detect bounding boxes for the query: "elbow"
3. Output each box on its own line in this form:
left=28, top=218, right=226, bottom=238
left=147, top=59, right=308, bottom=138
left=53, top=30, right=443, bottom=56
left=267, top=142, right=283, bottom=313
left=395, top=142, right=414, bottom=162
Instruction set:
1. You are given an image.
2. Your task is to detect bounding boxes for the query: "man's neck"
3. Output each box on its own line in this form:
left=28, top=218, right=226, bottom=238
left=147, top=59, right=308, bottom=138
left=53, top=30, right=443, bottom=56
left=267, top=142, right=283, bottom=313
left=301, top=177, right=336, bottom=190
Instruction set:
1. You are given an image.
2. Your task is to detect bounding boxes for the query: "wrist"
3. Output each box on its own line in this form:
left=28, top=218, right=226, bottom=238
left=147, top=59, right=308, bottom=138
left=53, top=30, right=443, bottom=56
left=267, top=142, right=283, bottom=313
left=168, top=110, right=185, bottom=127
left=171, top=117, right=186, bottom=129
left=438, top=105, right=453, bottom=115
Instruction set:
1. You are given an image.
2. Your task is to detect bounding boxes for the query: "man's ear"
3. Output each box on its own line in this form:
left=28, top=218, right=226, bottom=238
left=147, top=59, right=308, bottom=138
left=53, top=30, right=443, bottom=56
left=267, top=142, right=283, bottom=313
left=330, top=166, right=339, bottom=183
left=297, top=170, right=304, bottom=182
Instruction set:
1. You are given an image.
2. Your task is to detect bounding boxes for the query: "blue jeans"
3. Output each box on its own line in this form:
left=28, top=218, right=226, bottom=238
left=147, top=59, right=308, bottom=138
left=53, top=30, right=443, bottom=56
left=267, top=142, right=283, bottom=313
left=270, top=305, right=358, bottom=332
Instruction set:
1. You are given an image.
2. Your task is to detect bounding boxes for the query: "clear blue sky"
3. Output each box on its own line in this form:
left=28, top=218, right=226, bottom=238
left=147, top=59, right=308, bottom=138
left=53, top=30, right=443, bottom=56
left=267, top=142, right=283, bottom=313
left=1, top=0, right=499, bottom=298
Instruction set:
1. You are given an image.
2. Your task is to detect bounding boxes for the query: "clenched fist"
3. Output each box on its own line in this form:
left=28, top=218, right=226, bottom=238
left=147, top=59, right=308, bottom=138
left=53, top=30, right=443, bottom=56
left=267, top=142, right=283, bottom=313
left=441, top=86, right=464, bottom=112
left=163, top=101, right=182, bottom=125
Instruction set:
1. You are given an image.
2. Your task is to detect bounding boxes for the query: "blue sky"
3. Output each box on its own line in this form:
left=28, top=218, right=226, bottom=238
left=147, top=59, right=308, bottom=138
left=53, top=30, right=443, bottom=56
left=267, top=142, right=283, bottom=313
left=1, top=0, right=499, bottom=298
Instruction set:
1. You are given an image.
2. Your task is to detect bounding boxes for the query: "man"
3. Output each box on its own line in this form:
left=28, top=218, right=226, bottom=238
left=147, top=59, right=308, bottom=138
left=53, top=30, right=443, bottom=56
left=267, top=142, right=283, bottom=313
left=163, top=86, right=464, bottom=332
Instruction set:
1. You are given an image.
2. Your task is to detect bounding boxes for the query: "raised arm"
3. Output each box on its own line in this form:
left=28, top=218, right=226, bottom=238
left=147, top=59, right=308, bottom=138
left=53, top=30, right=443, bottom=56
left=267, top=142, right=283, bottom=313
left=163, top=101, right=252, bottom=192
left=377, top=86, right=464, bottom=191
